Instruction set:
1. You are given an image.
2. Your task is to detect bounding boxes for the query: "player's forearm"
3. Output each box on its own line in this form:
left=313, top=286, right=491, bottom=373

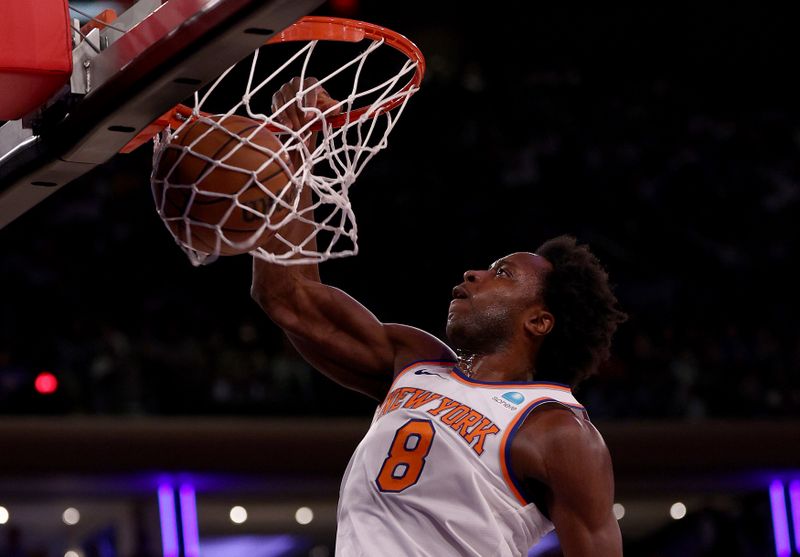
left=250, top=257, right=318, bottom=323
left=250, top=168, right=321, bottom=315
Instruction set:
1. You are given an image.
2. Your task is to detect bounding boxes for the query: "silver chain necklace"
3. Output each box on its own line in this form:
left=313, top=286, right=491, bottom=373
left=457, top=351, right=476, bottom=378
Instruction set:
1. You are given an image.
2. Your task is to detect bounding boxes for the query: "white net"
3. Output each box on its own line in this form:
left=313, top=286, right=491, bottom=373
left=150, top=22, right=422, bottom=266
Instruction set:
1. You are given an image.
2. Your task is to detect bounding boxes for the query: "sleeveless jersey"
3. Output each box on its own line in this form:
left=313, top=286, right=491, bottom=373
left=336, top=361, right=588, bottom=557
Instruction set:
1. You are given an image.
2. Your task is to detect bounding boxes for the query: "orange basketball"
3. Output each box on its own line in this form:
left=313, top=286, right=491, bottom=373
left=152, top=114, right=296, bottom=256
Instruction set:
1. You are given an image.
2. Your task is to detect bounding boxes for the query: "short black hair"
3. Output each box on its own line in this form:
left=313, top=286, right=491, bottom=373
left=534, top=235, right=627, bottom=387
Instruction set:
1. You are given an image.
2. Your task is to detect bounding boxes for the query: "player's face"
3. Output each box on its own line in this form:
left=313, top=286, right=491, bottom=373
left=446, top=252, right=552, bottom=353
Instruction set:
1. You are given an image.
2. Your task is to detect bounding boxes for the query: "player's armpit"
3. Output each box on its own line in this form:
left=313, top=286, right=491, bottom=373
left=512, top=408, right=623, bottom=557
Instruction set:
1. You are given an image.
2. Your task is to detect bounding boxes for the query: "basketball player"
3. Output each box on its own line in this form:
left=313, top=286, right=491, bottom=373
left=251, top=78, right=627, bottom=556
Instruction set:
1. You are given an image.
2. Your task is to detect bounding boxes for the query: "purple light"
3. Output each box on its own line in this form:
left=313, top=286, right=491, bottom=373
left=158, top=484, right=179, bottom=557
left=528, top=531, right=560, bottom=556
left=180, top=484, right=200, bottom=557
left=770, top=480, right=791, bottom=557
left=200, top=535, right=304, bottom=557
left=790, top=480, right=800, bottom=554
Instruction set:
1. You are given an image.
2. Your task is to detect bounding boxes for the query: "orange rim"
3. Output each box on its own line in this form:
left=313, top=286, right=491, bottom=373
left=121, top=16, right=425, bottom=153
left=267, top=16, right=426, bottom=128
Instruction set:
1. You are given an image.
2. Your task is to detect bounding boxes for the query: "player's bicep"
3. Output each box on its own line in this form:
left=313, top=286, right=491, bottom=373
left=271, top=282, right=453, bottom=398
left=284, top=331, right=393, bottom=399
left=274, top=280, right=395, bottom=371
left=545, top=425, right=622, bottom=557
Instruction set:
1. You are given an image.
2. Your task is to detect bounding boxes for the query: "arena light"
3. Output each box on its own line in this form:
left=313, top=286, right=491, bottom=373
left=62, top=507, right=80, bottom=525
left=612, top=503, right=625, bottom=520
left=329, top=0, right=358, bottom=15
left=309, top=546, right=330, bottom=557
left=65, top=551, right=82, bottom=557
left=34, top=371, right=58, bottom=395
left=158, top=485, right=179, bottom=557
left=295, top=507, right=313, bottom=525
left=179, top=485, right=200, bottom=557
left=669, top=502, right=686, bottom=520
left=790, top=481, right=800, bottom=554
left=527, top=531, right=560, bottom=556
left=0, top=506, right=8, bottom=524
left=199, top=535, right=304, bottom=557
left=230, top=506, right=248, bottom=524
left=769, top=480, right=791, bottom=557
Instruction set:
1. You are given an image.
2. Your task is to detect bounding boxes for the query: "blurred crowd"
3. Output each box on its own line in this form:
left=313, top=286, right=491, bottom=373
left=1, top=4, right=799, bottom=421
left=0, top=5, right=797, bottom=557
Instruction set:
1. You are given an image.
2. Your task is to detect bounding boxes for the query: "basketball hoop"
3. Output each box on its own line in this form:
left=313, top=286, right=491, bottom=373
left=145, top=16, right=426, bottom=266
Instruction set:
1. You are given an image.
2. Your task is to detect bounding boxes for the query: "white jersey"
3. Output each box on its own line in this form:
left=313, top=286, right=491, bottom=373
left=336, top=360, right=588, bottom=557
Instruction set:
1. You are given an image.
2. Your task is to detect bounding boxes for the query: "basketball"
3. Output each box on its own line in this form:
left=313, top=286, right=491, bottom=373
left=152, top=114, right=297, bottom=256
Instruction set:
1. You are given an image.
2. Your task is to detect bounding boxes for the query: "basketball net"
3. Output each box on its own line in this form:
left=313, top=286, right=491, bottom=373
left=150, top=17, right=424, bottom=266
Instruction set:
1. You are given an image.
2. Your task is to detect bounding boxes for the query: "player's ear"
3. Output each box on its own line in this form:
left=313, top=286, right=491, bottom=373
left=525, top=309, right=554, bottom=338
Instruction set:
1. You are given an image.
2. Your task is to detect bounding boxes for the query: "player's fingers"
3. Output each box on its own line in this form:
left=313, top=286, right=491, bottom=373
left=301, top=77, right=320, bottom=123
left=316, top=86, right=342, bottom=115
left=272, top=89, right=295, bottom=128
left=274, top=77, right=335, bottom=129
left=302, top=90, right=318, bottom=124
left=304, top=78, right=337, bottom=112
left=289, top=103, right=302, bottom=130
left=274, top=80, right=302, bottom=129
left=285, top=77, right=306, bottom=128
left=282, top=88, right=301, bottom=130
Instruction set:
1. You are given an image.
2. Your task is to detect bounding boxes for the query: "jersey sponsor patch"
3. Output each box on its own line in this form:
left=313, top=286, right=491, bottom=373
left=492, top=391, right=525, bottom=410
left=502, top=391, right=525, bottom=404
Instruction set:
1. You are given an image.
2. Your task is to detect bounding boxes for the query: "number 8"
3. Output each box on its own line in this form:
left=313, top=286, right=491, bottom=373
left=375, top=419, right=436, bottom=493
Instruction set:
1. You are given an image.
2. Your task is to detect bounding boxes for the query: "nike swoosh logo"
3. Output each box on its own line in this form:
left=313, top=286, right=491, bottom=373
left=414, top=369, right=445, bottom=379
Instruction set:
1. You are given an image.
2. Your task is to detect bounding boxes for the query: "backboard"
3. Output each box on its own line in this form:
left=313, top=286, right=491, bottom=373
left=0, top=0, right=324, bottom=229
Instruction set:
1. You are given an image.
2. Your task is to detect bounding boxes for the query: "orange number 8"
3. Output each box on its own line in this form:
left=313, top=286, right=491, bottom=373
left=375, top=419, right=436, bottom=493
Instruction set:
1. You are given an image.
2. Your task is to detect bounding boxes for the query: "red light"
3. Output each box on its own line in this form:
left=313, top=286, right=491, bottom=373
left=34, top=372, right=58, bottom=395
left=329, top=0, right=358, bottom=15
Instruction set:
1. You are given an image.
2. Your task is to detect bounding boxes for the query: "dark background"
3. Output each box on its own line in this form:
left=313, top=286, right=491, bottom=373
left=0, top=2, right=799, bottom=557
left=1, top=3, right=799, bottom=418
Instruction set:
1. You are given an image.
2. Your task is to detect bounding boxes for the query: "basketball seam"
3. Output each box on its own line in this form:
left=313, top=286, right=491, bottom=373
left=159, top=117, right=289, bottom=255
left=191, top=123, right=261, bottom=182
left=177, top=123, right=260, bottom=213
left=185, top=123, right=283, bottom=208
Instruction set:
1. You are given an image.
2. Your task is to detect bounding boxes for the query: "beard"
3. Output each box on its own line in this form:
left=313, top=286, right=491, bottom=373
left=446, top=303, right=516, bottom=356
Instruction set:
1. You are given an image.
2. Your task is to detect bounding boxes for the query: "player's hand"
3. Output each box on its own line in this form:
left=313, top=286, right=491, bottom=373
left=264, top=77, right=340, bottom=260
left=271, top=76, right=340, bottom=131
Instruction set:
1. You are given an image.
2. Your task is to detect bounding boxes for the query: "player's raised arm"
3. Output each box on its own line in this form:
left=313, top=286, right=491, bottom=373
left=251, top=78, right=454, bottom=400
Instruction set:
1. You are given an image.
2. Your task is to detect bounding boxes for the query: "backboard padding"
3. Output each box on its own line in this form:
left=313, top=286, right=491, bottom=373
left=0, top=0, right=324, bottom=229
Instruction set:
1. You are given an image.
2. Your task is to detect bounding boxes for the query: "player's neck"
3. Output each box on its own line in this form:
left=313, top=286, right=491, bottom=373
left=461, top=350, right=537, bottom=383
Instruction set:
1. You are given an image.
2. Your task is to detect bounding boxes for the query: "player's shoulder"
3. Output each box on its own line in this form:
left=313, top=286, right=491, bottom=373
left=514, top=403, right=611, bottom=480
left=385, top=323, right=457, bottom=374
